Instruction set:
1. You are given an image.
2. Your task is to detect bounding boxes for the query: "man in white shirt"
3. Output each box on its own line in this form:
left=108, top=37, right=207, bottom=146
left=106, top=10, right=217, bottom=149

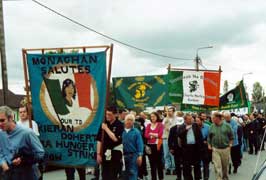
left=162, top=107, right=177, bottom=175
left=17, top=106, right=40, bottom=136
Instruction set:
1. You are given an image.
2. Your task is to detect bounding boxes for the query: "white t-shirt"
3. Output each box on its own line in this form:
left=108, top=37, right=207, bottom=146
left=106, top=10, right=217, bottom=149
left=17, top=119, right=40, bottom=136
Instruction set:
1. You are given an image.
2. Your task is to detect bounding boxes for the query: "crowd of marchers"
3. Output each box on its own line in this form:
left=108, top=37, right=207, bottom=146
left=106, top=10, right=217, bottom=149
left=1, top=104, right=266, bottom=180
left=92, top=108, right=266, bottom=180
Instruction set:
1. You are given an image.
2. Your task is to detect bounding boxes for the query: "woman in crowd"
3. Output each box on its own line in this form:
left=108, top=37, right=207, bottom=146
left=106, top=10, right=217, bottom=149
left=145, top=112, right=164, bottom=180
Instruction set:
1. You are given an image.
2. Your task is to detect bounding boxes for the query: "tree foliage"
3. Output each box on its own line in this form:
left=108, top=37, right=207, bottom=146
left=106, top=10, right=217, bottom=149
left=252, top=82, right=264, bottom=103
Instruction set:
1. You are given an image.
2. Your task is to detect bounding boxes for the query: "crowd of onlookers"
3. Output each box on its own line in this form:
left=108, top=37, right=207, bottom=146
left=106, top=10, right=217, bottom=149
left=1, top=104, right=266, bottom=180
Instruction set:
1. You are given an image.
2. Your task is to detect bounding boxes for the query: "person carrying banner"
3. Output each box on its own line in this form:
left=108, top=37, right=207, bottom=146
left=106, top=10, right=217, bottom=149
left=96, top=108, right=124, bottom=180
left=168, top=112, right=184, bottom=180
left=162, top=107, right=177, bottom=175
left=208, top=112, right=233, bottom=180
left=17, top=106, right=40, bottom=136
left=144, top=112, right=164, bottom=180
left=0, top=106, right=45, bottom=180
left=122, top=114, right=144, bottom=180
left=177, top=113, right=203, bottom=180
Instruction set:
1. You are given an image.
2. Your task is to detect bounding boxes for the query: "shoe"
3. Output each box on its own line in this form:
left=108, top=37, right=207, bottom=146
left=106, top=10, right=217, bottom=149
left=166, top=169, right=171, bottom=175
left=233, top=167, right=238, bottom=174
left=172, top=170, right=177, bottom=175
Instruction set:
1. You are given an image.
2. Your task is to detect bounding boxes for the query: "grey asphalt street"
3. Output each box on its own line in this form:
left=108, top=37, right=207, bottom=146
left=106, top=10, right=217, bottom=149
left=44, top=152, right=265, bottom=180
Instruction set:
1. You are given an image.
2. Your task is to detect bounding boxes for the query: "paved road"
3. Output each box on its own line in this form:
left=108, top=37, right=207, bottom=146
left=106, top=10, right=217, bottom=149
left=44, top=152, right=265, bottom=180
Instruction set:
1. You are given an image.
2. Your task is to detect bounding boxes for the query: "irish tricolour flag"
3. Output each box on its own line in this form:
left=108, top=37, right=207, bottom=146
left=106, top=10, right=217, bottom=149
left=43, top=73, right=94, bottom=116
left=168, top=70, right=221, bottom=106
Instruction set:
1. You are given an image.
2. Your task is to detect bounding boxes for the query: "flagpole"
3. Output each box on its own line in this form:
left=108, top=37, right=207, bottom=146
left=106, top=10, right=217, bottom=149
left=22, top=49, right=33, bottom=129
left=100, top=44, right=114, bottom=156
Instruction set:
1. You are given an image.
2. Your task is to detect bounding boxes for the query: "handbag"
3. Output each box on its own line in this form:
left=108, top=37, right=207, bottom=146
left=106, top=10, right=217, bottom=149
left=145, top=145, right=152, bottom=155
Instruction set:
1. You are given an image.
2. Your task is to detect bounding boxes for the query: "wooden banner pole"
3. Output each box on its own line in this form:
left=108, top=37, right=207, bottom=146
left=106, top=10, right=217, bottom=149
left=22, top=49, right=33, bottom=129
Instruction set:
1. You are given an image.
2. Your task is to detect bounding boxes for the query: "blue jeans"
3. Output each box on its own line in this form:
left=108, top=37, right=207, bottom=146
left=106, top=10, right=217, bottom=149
left=163, top=139, right=175, bottom=170
left=124, top=153, right=138, bottom=180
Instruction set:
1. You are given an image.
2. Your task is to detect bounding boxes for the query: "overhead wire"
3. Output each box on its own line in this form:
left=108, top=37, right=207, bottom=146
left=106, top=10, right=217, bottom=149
left=29, top=0, right=193, bottom=61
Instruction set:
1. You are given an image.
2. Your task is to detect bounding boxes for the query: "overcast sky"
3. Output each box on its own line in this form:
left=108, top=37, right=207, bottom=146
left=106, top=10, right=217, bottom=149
left=2, top=0, right=266, bottom=96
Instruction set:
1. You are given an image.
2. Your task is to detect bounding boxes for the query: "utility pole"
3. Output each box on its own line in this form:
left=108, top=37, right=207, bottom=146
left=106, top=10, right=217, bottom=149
left=0, top=0, right=8, bottom=104
left=195, top=46, right=213, bottom=71
left=195, top=54, right=200, bottom=71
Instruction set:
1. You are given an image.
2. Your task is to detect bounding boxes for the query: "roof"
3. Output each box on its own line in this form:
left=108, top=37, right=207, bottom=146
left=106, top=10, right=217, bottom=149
left=0, top=89, right=25, bottom=108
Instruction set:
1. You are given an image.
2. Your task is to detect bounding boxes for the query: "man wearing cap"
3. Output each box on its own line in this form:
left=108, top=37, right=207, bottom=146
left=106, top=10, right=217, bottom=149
left=168, top=113, right=184, bottom=180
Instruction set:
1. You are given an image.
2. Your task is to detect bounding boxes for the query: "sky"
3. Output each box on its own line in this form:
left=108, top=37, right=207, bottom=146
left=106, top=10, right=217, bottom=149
left=2, top=0, right=266, bottom=97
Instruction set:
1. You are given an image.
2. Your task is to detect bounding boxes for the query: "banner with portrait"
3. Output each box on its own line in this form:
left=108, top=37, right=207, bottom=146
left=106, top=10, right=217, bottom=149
left=26, top=51, right=106, bottom=166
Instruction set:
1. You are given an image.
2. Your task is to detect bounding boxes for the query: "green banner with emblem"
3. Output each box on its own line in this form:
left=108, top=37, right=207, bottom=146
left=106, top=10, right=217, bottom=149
left=219, top=80, right=248, bottom=110
left=113, top=75, right=168, bottom=108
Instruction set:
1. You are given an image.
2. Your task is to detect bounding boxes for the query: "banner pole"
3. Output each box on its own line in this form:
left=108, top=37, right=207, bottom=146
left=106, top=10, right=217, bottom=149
left=100, top=44, right=114, bottom=156
left=22, top=49, right=33, bottom=129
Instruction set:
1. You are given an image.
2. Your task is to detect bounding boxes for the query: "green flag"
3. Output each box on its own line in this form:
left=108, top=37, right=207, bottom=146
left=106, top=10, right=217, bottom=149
left=43, top=77, right=70, bottom=115
left=219, top=80, right=248, bottom=110
left=113, top=75, right=168, bottom=108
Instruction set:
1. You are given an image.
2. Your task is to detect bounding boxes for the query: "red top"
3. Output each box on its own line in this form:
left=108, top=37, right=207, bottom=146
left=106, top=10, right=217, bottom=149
left=145, top=122, right=164, bottom=144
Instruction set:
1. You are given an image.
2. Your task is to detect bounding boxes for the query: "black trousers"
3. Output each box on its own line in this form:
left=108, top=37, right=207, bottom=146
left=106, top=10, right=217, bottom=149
left=249, top=135, right=259, bottom=154
left=174, top=150, right=183, bottom=180
left=102, top=150, right=122, bottom=180
left=65, top=168, right=86, bottom=180
left=202, top=148, right=212, bottom=180
left=138, top=153, right=148, bottom=178
left=182, top=145, right=201, bottom=180
left=231, top=145, right=242, bottom=168
left=147, top=144, right=164, bottom=180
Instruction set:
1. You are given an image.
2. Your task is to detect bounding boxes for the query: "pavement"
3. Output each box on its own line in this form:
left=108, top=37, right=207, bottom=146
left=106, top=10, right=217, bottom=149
left=44, top=152, right=265, bottom=180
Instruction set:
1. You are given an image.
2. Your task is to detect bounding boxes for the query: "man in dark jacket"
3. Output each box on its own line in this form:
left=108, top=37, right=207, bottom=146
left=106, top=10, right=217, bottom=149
left=168, top=116, right=184, bottom=180
left=247, top=113, right=260, bottom=155
left=257, top=113, right=266, bottom=150
left=177, top=114, right=204, bottom=180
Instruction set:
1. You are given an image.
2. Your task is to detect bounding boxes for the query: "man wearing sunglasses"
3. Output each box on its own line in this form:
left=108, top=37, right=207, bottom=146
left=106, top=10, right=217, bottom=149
left=0, top=106, right=44, bottom=180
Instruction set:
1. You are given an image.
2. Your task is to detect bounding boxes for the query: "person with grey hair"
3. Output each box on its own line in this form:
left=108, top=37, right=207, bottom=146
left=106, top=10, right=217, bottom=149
left=122, top=114, right=144, bottom=180
left=0, top=106, right=44, bottom=180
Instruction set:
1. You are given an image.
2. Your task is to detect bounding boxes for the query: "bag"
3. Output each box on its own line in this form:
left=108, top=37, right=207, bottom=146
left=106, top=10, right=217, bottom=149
left=145, top=145, right=152, bottom=155
left=157, top=138, right=163, bottom=151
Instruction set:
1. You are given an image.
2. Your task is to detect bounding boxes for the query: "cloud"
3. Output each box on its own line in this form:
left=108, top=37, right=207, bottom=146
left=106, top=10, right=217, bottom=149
left=2, top=0, right=266, bottom=97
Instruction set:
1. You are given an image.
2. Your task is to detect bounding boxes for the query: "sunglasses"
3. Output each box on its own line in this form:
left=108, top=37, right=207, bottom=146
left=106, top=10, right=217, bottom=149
left=0, top=118, right=6, bottom=122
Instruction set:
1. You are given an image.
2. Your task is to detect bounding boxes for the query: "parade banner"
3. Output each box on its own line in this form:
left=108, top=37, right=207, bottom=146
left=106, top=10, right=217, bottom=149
left=26, top=51, right=106, bottom=166
left=180, top=104, right=218, bottom=112
left=219, top=80, right=248, bottom=110
left=113, top=75, right=168, bottom=108
left=181, top=80, right=248, bottom=111
left=168, top=70, right=221, bottom=106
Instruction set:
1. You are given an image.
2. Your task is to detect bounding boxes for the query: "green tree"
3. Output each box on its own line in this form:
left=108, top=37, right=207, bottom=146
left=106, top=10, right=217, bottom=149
left=252, top=82, right=264, bottom=103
